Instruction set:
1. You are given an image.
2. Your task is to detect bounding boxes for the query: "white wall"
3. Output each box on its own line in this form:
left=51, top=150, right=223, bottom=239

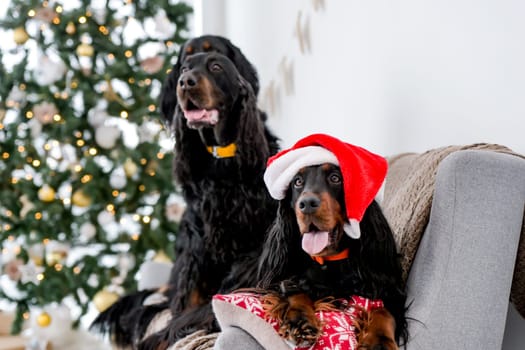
left=199, top=0, right=525, bottom=346
left=201, top=0, right=525, bottom=157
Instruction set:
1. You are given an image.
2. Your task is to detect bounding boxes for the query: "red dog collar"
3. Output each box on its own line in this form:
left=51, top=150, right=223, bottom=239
left=311, top=248, right=350, bottom=265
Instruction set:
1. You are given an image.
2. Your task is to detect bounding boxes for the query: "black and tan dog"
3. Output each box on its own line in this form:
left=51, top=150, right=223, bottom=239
left=257, top=134, right=408, bottom=349
left=92, top=36, right=279, bottom=350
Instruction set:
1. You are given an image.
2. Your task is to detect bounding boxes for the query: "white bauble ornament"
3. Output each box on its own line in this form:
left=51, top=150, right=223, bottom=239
left=79, top=222, right=97, bottom=242
left=154, top=11, right=175, bottom=39
left=97, top=210, right=114, bottom=226
left=87, top=105, right=109, bottom=128
left=33, top=101, right=58, bottom=125
left=34, top=56, right=66, bottom=86
left=30, top=304, right=73, bottom=347
left=109, top=167, right=127, bottom=189
left=95, top=125, right=120, bottom=149
left=7, top=85, right=27, bottom=107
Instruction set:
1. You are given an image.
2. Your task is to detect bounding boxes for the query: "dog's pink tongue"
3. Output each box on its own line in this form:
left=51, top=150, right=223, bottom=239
left=183, top=109, right=207, bottom=122
left=302, top=231, right=329, bottom=255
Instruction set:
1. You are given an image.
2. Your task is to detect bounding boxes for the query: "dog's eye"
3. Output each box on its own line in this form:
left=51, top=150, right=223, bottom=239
left=210, top=63, right=222, bottom=72
left=180, top=66, right=189, bottom=73
left=328, top=173, right=342, bottom=184
left=292, top=176, right=304, bottom=188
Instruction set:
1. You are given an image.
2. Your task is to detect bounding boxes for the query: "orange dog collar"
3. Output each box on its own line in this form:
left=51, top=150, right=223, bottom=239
left=206, top=143, right=237, bottom=158
left=311, top=248, right=350, bottom=265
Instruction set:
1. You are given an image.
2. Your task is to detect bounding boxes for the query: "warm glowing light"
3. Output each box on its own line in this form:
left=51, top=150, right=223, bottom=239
left=157, top=152, right=165, bottom=159
left=132, top=214, right=140, bottom=221
left=43, top=238, right=49, bottom=245
left=108, top=53, right=115, bottom=60
left=76, top=139, right=85, bottom=147
left=120, top=111, right=128, bottom=119
left=138, top=185, right=146, bottom=192
left=124, top=50, right=133, bottom=58
left=55, top=264, right=63, bottom=271
left=37, top=273, right=45, bottom=281
left=44, top=143, right=52, bottom=151
left=74, top=165, right=83, bottom=172
left=53, top=17, right=60, bottom=25
left=23, top=312, right=30, bottom=320
left=142, top=216, right=151, bottom=224
left=28, top=9, right=36, bottom=17
left=2, top=152, right=9, bottom=159
left=35, top=212, right=43, bottom=220
left=56, top=6, right=63, bottom=13
left=128, top=77, right=135, bottom=84
left=18, top=145, right=25, bottom=153
left=106, top=204, right=115, bottom=212
left=32, top=159, right=41, bottom=167
left=73, top=266, right=81, bottom=274
left=88, top=147, right=98, bottom=156
left=112, top=190, right=119, bottom=197
left=53, top=114, right=61, bottom=122
left=81, top=174, right=92, bottom=183
left=148, top=104, right=156, bottom=112
left=78, top=16, right=87, bottom=24
left=131, top=234, right=140, bottom=241
left=26, top=111, right=34, bottom=119
left=140, top=158, right=147, bottom=165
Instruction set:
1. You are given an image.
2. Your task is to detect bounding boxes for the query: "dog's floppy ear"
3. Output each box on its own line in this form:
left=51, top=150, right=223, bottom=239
left=159, top=56, right=184, bottom=131
left=233, top=77, right=270, bottom=174
left=257, top=197, right=306, bottom=288
left=223, top=38, right=260, bottom=97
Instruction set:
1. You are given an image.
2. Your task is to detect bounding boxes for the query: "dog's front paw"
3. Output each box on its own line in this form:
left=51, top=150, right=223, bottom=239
left=278, top=305, right=322, bottom=346
left=262, top=292, right=322, bottom=346
left=356, top=308, right=398, bottom=350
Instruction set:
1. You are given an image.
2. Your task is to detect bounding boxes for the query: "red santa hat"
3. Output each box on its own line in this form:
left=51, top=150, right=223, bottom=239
left=263, top=133, right=387, bottom=239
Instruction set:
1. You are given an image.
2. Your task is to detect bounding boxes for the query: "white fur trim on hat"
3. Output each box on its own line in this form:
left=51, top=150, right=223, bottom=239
left=264, top=146, right=338, bottom=200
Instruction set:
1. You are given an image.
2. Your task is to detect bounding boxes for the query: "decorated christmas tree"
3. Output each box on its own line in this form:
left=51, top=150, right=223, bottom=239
left=0, top=0, right=192, bottom=335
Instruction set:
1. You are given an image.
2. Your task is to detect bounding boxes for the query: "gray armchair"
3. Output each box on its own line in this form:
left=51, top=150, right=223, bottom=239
left=398, top=150, right=525, bottom=349
left=213, top=148, right=525, bottom=350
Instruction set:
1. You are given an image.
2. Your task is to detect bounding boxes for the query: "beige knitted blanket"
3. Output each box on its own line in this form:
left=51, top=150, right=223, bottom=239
left=381, top=143, right=525, bottom=318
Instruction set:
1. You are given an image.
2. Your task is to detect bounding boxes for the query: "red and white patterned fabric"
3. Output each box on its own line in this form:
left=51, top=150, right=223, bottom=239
left=212, top=292, right=383, bottom=350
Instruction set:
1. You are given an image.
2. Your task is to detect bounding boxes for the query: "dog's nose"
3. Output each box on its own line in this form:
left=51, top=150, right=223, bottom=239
left=179, top=73, right=197, bottom=90
left=298, top=195, right=321, bottom=214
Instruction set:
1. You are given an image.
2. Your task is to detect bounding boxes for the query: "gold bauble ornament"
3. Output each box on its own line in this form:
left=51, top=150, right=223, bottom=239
left=13, top=27, right=29, bottom=45
left=123, top=158, right=138, bottom=177
left=93, top=290, right=119, bottom=312
left=66, top=21, right=76, bottom=35
left=46, top=250, right=68, bottom=266
left=153, top=250, right=172, bottom=263
left=38, top=185, right=56, bottom=202
left=36, top=311, right=52, bottom=327
left=76, top=43, right=94, bottom=57
left=71, top=189, right=92, bottom=207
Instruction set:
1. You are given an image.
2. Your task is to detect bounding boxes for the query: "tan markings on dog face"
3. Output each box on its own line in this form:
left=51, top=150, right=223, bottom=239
left=185, top=45, right=194, bottom=54
left=197, top=75, right=219, bottom=108
left=295, top=191, right=345, bottom=233
left=202, top=41, right=211, bottom=50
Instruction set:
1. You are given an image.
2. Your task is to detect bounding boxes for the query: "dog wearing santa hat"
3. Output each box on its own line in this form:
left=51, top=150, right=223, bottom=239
left=257, top=133, right=408, bottom=349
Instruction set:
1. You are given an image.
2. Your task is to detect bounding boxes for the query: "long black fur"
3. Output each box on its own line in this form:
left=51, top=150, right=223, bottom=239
left=258, top=190, right=408, bottom=345
left=91, top=36, right=279, bottom=349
